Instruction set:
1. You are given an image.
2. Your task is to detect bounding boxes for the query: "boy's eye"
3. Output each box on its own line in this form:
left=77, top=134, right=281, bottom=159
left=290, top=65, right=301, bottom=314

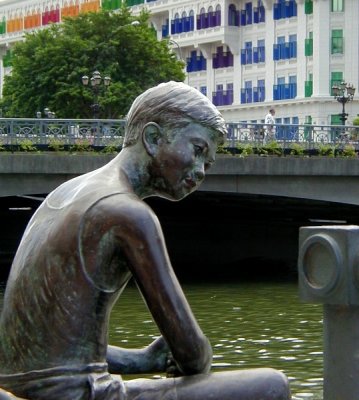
left=204, top=162, right=211, bottom=171
left=194, top=144, right=203, bottom=156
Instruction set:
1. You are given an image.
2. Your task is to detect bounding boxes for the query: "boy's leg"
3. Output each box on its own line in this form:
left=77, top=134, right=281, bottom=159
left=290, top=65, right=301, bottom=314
left=123, top=368, right=291, bottom=400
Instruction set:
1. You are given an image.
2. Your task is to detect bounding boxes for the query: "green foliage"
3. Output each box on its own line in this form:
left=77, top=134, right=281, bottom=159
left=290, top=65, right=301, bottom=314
left=18, top=139, right=37, bottom=152
left=101, top=138, right=123, bottom=154
left=0, top=7, right=185, bottom=118
left=216, top=143, right=231, bottom=154
left=290, top=143, right=305, bottom=156
left=69, top=139, right=93, bottom=153
left=318, top=144, right=336, bottom=157
left=339, top=144, right=357, bottom=158
left=101, top=144, right=119, bottom=154
left=48, top=138, right=65, bottom=152
left=352, top=117, right=359, bottom=126
left=258, top=141, right=283, bottom=156
left=236, top=143, right=254, bottom=157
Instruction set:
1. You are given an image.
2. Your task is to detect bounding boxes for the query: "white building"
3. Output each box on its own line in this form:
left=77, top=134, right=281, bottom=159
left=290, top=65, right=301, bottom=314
left=0, top=0, right=357, bottom=125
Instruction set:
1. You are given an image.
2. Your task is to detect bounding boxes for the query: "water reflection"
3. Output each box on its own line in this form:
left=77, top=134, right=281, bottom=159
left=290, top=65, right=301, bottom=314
left=0, top=282, right=323, bottom=399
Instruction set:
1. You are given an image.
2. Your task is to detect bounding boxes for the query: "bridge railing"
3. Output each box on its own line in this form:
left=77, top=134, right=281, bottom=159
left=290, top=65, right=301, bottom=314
left=0, top=118, right=358, bottom=149
left=225, top=122, right=359, bottom=149
left=0, top=118, right=126, bottom=147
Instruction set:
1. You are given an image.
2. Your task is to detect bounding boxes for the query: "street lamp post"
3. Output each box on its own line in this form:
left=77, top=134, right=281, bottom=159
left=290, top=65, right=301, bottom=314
left=332, top=81, right=356, bottom=125
left=81, top=71, right=111, bottom=119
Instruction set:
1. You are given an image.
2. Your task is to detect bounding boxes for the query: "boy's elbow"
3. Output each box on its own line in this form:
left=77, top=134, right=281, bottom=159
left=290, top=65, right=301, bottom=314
left=180, top=335, right=213, bottom=375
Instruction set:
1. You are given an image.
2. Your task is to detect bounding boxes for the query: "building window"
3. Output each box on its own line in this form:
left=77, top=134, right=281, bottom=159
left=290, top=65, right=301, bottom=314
left=253, top=39, right=265, bottom=63
left=213, top=46, right=234, bottom=68
left=253, top=0, right=265, bottom=23
left=186, top=51, right=206, bottom=72
left=200, top=86, right=207, bottom=96
left=331, top=29, right=343, bottom=54
left=331, top=0, right=344, bottom=12
left=273, top=35, right=296, bottom=60
left=305, top=0, right=313, bottom=14
left=241, top=81, right=253, bottom=103
left=228, top=4, right=240, bottom=26
left=253, top=79, right=265, bottom=102
left=245, top=2, right=252, bottom=24
left=273, top=76, right=297, bottom=100
left=289, top=34, right=297, bottom=58
left=273, top=0, right=297, bottom=20
left=305, top=32, right=313, bottom=56
left=213, top=83, right=233, bottom=106
left=330, top=71, right=343, bottom=95
left=161, top=19, right=169, bottom=38
left=241, top=41, right=253, bottom=65
left=197, top=8, right=208, bottom=30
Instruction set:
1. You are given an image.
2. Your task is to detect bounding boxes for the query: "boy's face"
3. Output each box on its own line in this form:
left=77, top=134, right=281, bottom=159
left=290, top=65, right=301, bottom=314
left=150, top=122, right=218, bottom=201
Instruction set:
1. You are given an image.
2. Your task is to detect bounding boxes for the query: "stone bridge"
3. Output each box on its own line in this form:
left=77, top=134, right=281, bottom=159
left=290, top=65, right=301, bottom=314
left=1, top=153, right=359, bottom=205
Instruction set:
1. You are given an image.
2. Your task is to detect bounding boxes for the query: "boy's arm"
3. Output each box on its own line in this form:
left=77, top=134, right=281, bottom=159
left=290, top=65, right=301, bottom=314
left=111, top=198, right=212, bottom=376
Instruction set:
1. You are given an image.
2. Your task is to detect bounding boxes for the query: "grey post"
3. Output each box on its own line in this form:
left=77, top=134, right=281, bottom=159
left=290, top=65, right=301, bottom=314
left=298, top=225, right=359, bottom=400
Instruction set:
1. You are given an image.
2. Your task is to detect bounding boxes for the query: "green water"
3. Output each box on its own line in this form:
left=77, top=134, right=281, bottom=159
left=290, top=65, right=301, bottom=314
left=0, top=281, right=322, bottom=399
left=109, top=282, right=323, bottom=400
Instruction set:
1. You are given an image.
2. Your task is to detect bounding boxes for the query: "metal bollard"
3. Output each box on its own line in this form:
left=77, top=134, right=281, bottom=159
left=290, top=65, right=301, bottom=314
left=298, top=225, right=359, bottom=400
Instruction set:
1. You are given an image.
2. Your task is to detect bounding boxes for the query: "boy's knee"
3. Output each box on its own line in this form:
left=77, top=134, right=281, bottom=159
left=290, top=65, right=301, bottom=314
left=256, top=368, right=291, bottom=399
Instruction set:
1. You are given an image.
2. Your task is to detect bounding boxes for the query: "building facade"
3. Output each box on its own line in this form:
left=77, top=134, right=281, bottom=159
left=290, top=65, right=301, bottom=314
left=0, top=0, right=357, bottom=124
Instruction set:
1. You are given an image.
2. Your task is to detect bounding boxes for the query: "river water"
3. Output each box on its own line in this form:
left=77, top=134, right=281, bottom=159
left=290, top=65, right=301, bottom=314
left=0, top=280, right=322, bottom=399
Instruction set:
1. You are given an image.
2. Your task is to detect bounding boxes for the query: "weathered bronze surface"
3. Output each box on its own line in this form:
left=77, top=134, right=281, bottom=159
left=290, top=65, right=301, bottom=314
left=0, top=82, right=291, bottom=399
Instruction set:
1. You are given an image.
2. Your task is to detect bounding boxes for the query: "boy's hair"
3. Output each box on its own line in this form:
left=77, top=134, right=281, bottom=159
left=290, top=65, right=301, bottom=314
left=123, top=81, right=227, bottom=147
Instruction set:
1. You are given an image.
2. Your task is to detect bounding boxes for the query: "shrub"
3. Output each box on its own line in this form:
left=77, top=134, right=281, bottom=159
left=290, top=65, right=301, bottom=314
left=48, top=138, right=65, bottom=152
left=318, top=144, right=336, bottom=157
left=340, top=145, right=357, bottom=158
left=69, top=139, right=93, bottom=153
left=236, top=143, right=254, bottom=157
left=258, top=141, right=283, bottom=156
left=290, top=143, right=305, bottom=156
left=19, top=139, right=37, bottom=152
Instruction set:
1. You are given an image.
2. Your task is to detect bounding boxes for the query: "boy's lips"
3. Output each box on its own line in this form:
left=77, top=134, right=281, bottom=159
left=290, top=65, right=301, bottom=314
left=184, top=177, right=196, bottom=189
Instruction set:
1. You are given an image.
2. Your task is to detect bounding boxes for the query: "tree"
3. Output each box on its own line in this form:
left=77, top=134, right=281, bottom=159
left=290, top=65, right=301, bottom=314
left=0, top=7, right=185, bottom=118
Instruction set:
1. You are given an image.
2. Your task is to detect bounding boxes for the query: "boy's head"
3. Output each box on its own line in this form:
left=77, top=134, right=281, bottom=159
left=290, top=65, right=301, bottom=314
left=123, top=81, right=227, bottom=147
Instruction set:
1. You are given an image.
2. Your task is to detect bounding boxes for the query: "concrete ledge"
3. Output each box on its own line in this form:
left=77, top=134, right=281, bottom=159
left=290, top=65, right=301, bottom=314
left=1, top=153, right=359, bottom=176
left=1, top=153, right=359, bottom=204
left=0, top=153, right=115, bottom=174
left=210, top=155, right=359, bottom=176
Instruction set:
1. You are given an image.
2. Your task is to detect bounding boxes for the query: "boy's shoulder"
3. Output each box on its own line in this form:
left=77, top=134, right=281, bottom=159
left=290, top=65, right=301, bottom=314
left=85, top=191, right=158, bottom=228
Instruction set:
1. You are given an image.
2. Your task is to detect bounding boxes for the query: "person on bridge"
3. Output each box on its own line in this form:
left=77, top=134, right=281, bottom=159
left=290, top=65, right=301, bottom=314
left=264, top=107, right=276, bottom=143
left=0, top=82, right=290, bottom=400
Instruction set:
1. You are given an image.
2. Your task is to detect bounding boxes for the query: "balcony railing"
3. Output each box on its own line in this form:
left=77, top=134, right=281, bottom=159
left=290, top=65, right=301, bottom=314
left=0, top=118, right=358, bottom=151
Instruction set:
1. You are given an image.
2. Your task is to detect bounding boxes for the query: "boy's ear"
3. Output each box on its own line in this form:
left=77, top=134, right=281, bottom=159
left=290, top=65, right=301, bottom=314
left=142, top=122, right=163, bottom=157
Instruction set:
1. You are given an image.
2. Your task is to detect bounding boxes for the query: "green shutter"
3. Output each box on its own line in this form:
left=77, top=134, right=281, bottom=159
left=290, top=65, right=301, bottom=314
left=331, top=114, right=342, bottom=125
left=3, top=50, right=12, bottom=68
left=305, top=38, right=313, bottom=56
left=305, top=80, right=313, bottom=97
left=0, top=17, right=6, bottom=35
left=305, top=0, right=313, bottom=14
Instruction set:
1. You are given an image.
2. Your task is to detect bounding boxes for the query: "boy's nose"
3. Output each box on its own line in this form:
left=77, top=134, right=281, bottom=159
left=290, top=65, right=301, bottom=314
left=194, top=164, right=205, bottom=181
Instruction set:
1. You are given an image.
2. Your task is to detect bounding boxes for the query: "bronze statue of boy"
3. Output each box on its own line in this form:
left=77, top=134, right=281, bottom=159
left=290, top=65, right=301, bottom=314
left=0, top=82, right=291, bottom=399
